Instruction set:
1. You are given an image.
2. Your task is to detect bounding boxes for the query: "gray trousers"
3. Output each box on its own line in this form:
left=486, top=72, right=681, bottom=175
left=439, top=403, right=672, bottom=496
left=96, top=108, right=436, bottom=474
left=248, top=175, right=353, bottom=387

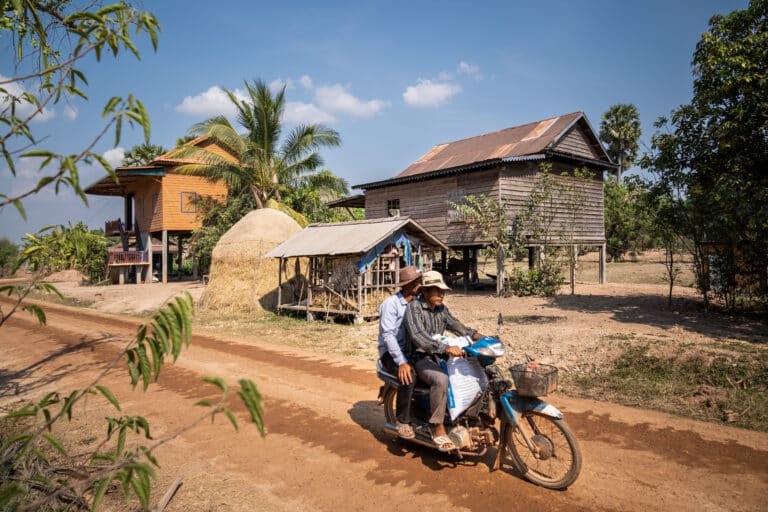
left=413, top=356, right=449, bottom=425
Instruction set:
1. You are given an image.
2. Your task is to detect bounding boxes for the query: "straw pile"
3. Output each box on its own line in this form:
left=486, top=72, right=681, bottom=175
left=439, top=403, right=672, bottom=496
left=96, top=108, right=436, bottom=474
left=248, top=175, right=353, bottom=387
left=199, top=208, right=302, bottom=312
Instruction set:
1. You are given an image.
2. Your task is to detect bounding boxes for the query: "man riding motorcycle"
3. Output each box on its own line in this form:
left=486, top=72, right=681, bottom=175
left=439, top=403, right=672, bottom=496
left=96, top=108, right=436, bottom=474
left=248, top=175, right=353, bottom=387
left=403, top=270, right=484, bottom=452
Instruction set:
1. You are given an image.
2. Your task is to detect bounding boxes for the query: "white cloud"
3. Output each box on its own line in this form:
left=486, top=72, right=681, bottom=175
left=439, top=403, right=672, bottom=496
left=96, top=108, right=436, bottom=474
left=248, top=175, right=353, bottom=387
left=174, top=86, right=247, bottom=116
left=0, top=75, right=56, bottom=122
left=64, top=105, right=78, bottom=120
left=299, top=75, right=313, bottom=90
left=269, top=78, right=295, bottom=92
left=283, top=102, right=336, bottom=125
left=315, top=84, right=389, bottom=118
left=403, top=79, right=462, bottom=108
left=102, top=147, right=125, bottom=168
left=458, top=61, right=483, bottom=80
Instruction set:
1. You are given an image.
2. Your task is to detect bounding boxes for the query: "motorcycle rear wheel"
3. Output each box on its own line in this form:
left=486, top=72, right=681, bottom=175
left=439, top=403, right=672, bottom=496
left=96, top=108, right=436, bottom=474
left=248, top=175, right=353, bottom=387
left=382, top=387, right=397, bottom=425
left=505, top=412, right=581, bottom=490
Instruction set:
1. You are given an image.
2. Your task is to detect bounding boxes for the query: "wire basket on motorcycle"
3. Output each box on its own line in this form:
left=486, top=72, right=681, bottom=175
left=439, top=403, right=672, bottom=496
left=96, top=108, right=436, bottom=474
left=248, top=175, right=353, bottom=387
left=509, top=362, right=558, bottom=397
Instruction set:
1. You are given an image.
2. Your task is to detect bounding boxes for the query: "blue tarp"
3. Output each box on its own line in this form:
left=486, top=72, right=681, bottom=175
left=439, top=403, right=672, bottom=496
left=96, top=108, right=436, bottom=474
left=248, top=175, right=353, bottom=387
left=355, top=229, right=418, bottom=272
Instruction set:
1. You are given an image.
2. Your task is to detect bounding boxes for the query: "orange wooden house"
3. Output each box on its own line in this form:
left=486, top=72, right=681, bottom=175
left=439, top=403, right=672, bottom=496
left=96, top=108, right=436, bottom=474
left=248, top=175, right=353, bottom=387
left=85, top=137, right=229, bottom=284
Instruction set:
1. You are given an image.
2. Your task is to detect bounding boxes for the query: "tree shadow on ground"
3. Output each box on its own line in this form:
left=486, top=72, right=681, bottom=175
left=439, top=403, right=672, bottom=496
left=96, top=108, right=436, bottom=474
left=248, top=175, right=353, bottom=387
left=0, top=336, right=111, bottom=400
left=552, top=292, right=766, bottom=344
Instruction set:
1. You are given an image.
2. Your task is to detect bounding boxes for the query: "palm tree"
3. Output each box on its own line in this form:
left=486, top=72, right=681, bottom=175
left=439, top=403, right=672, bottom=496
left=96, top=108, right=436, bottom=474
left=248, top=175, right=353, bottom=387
left=599, top=104, right=641, bottom=181
left=170, top=80, right=341, bottom=210
left=122, top=142, right=167, bottom=166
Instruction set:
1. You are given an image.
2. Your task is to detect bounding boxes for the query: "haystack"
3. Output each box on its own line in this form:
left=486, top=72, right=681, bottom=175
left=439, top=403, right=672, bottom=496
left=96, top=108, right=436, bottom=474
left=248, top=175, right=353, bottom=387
left=200, top=208, right=302, bottom=312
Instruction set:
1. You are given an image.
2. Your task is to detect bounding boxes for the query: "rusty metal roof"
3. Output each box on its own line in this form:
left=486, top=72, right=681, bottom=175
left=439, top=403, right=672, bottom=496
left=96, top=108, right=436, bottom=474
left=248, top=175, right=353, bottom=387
left=265, top=217, right=447, bottom=258
left=355, top=112, right=614, bottom=190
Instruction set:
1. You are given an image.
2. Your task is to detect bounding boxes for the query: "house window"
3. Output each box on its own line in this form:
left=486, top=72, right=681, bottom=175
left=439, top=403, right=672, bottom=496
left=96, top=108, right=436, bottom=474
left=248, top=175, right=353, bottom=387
left=387, top=199, right=400, bottom=217
left=447, top=189, right=466, bottom=223
left=181, top=192, right=197, bottom=213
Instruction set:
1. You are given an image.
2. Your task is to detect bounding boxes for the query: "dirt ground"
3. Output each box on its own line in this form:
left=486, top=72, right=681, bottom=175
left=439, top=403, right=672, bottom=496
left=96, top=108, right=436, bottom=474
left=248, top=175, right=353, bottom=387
left=2, top=260, right=768, bottom=511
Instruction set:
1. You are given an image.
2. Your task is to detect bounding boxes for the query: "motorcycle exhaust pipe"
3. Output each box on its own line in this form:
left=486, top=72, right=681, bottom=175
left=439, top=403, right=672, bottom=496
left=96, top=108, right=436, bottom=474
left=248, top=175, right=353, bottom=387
left=383, top=423, right=438, bottom=450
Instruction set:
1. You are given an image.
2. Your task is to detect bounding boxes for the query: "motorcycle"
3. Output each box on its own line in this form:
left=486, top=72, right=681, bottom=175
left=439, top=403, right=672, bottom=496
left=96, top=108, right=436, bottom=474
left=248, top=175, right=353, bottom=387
left=376, top=335, right=582, bottom=490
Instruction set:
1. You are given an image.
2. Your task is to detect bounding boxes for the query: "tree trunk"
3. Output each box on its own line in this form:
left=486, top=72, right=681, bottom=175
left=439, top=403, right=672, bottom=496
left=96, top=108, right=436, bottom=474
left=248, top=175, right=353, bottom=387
left=250, top=186, right=264, bottom=209
left=496, top=245, right=505, bottom=297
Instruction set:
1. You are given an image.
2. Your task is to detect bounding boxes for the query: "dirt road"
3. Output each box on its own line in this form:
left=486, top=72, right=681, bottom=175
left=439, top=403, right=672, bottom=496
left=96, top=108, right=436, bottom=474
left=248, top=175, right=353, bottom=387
left=2, top=299, right=767, bottom=511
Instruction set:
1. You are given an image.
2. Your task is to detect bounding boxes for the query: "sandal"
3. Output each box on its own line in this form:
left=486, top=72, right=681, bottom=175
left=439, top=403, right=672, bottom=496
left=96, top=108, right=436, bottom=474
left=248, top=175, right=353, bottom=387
left=432, top=435, right=456, bottom=452
left=396, top=422, right=415, bottom=439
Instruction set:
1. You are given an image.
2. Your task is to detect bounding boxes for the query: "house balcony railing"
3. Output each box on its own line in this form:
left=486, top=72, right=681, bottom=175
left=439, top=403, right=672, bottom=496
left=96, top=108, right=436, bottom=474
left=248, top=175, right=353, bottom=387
left=107, top=251, right=149, bottom=266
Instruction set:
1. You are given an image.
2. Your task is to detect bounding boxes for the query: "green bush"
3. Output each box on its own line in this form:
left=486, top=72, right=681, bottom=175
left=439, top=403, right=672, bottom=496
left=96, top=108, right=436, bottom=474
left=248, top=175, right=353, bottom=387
left=23, top=223, right=108, bottom=282
left=505, top=260, right=564, bottom=297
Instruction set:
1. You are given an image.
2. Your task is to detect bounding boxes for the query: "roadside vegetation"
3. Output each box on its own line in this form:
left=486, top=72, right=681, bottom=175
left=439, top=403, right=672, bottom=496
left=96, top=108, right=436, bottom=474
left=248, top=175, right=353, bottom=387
left=561, top=336, right=768, bottom=432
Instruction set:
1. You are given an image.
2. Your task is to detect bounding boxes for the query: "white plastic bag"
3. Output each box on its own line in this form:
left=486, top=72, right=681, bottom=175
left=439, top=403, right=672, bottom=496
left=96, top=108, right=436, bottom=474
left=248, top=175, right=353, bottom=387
left=436, top=335, right=488, bottom=420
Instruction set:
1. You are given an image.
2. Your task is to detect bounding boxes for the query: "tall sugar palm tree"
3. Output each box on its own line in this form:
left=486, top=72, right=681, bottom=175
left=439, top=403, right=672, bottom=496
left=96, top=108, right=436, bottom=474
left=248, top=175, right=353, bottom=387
left=122, top=142, right=167, bottom=166
left=170, top=80, right=341, bottom=210
left=599, top=104, right=641, bottom=181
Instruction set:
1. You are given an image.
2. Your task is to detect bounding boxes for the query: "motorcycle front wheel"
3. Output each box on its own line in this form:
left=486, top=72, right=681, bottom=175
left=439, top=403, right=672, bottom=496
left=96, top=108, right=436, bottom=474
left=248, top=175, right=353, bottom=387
left=505, top=412, right=582, bottom=490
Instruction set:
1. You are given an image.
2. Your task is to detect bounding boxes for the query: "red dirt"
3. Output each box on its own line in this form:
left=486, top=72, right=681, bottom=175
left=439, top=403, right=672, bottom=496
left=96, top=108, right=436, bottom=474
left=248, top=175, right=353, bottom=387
left=2, top=296, right=767, bottom=511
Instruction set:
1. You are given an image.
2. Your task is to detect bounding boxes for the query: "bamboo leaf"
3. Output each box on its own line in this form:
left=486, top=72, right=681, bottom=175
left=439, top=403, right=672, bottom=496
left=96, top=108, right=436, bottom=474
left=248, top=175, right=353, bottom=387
left=91, top=478, right=110, bottom=510
left=140, top=445, right=159, bottom=467
left=23, top=304, right=46, bottom=325
left=127, top=359, right=139, bottom=388
left=117, top=426, right=126, bottom=456
left=95, top=385, right=121, bottom=411
left=136, top=416, right=152, bottom=439
left=62, top=390, right=79, bottom=421
left=223, top=407, right=239, bottom=432
left=42, top=432, right=68, bottom=456
left=203, top=376, right=227, bottom=393
left=237, top=379, right=266, bottom=437
left=136, top=344, right=151, bottom=390
left=147, top=338, right=162, bottom=380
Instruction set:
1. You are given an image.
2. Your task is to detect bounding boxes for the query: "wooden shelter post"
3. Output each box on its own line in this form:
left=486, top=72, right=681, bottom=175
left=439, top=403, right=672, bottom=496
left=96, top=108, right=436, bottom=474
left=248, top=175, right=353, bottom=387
left=355, top=272, right=363, bottom=325
left=277, top=258, right=283, bottom=312
left=306, top=257, right=314, bottom=321
left=161, top=230, right=168, bottom=284
left=599, top=243, right=607, bottom=284
left=145, top=235, right=153, bottom=285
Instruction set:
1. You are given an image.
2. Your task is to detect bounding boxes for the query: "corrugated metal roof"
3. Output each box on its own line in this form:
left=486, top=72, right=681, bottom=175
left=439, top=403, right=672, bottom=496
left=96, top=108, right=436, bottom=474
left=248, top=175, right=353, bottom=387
left=354, top=112, right=615, bottom=191
left=396, top=112, right=585, bottom=179
left=265, top=217, right=447, bottom=258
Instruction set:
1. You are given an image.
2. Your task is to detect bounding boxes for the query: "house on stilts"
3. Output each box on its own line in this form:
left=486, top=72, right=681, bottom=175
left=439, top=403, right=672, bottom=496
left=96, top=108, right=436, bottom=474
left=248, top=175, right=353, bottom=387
left=350, top=111, right=618, bottom=288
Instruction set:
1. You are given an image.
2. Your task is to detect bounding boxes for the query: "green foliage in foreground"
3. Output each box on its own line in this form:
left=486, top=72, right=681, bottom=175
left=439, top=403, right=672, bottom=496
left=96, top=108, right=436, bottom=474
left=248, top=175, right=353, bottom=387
left=0, top=294, right=265, bottom=511
left=566, top=343, right=768, bottom=431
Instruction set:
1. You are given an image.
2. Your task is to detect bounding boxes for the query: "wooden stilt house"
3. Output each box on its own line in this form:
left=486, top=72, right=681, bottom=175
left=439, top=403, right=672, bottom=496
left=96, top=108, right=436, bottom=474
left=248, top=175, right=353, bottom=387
left=265, top=217, right=447, bottom=323
left=353, top=112, right=618, bottom=286
left=85, top=137, right=229, bottom=284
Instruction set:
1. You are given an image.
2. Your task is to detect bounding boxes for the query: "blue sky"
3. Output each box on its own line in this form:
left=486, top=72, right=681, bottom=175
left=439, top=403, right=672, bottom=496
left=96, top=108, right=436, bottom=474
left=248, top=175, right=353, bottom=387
left=0, top=0, right=749, bottom=244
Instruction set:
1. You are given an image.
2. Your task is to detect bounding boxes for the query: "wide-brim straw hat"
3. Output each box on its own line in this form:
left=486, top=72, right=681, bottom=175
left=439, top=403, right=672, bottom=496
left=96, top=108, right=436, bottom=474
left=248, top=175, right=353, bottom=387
left=398, top=265, right=422, bottom=287
left=421, top=270, right=450, bottom=290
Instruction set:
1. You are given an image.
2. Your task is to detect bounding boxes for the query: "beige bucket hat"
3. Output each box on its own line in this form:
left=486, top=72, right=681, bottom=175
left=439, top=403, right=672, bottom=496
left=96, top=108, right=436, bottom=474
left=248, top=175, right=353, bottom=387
left=421, top=270, right=450, bottom=290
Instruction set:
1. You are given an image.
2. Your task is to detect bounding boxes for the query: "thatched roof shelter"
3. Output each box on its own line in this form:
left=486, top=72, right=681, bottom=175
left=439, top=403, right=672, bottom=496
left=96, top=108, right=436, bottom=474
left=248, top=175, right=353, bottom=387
left=200, top=208, right=303, bottom=312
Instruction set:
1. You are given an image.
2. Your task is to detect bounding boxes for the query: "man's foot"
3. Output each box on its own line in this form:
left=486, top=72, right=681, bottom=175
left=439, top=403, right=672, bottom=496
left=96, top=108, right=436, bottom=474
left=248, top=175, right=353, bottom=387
left=432, top=435, right=456, bottom=452
left=396, top=422, right=415, bottom=439
left=431, top=425, right=455, bottom=452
